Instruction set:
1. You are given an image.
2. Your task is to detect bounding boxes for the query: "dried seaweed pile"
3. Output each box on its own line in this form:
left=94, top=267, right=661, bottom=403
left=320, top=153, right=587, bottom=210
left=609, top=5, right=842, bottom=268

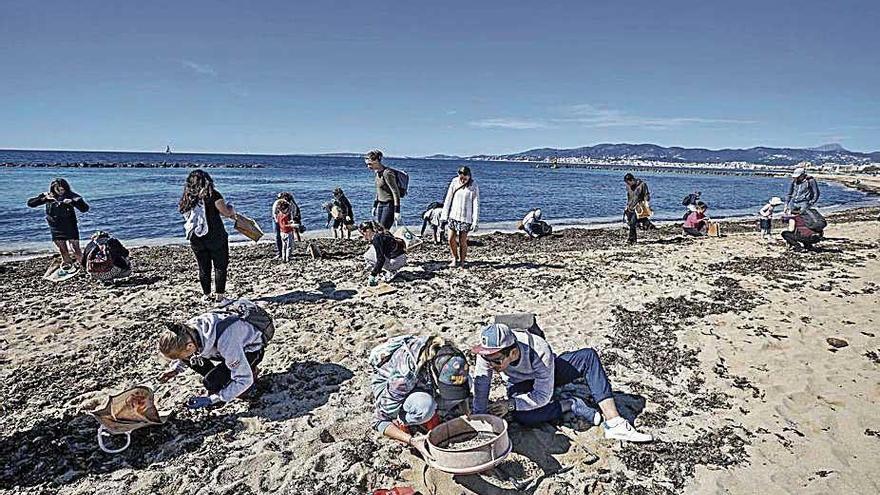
left=607, top=276, right=763, bottom=493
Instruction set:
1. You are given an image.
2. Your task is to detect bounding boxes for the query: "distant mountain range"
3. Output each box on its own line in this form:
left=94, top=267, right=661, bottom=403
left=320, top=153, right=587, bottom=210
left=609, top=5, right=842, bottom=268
left=461, top=143, right=880, bottom=166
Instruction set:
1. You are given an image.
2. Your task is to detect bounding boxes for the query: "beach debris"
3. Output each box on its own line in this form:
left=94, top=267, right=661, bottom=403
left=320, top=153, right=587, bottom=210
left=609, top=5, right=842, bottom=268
left=826, top=337, right=849, bottom=348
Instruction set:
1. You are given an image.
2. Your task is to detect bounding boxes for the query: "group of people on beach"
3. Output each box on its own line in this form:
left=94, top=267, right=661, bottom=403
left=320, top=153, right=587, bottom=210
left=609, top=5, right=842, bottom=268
left=22, top=151, right=844, bottom=471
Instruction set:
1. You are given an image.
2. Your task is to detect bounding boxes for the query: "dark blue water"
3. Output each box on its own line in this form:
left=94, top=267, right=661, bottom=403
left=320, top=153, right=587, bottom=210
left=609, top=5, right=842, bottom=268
left=0, top=150, right=870, bottom=253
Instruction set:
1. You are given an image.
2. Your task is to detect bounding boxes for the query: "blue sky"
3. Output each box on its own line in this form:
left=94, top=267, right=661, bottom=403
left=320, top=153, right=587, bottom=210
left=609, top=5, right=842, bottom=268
left=2, top=0, right=878, bottom=156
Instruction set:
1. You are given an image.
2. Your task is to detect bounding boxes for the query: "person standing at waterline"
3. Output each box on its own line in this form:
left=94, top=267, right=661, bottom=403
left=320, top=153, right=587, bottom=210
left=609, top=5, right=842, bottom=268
left=365, top=150, right=401, bottom=230
left=27, top=177, right=89, bottom=270
left=623, top=173, right=650, bottom=245
left=179, top=170, right=236, bottom=304
left=441, top=166, right=480, bottom=268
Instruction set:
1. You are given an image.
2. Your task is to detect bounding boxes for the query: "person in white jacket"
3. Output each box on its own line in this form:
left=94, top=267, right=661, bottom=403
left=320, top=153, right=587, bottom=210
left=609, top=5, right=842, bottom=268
left=157, top=308, right=267, bottom=409
left=441, top=166, right=480, bottom=268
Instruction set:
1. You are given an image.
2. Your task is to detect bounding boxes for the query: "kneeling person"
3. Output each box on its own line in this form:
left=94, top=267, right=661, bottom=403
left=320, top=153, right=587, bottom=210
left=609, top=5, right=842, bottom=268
left=472, top=323, right=651, bottom=442
left=157, top=300, right=271, bottom=409
left=82, top=231, right=132, bottom=281
left=359, top=221, right=407, bottom=286
left=370, top=335, right=470, bottom=448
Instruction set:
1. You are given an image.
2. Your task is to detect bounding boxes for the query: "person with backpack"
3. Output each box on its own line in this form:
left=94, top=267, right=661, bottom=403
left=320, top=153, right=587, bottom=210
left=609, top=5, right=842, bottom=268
left=359, top=221, right=407, bottom=285
left=781, top=206, right=824, bottom=251
left=420, top=201, right=446, bottom=244
left=682, top=201, right=710, bottom=237
left=179, top=170, right=236, bottom=304
left=27, top=177, right=90, bottom=271
left=331, top=187, right=355, bottom=240
left=441, top=166, right=480, bottom=268
left=365, top=149, right=406, bottom=230
left=81, top=231, right=131, bottom=281
left=275, top=200, right=295, bottom=262
left=623, top=173, right=653, bottom=245
left=369, top=335, right=471, bottom=448
left=471, top=323, right=652, bottom=442
left=157, top=299, right=273, bottom=409
left=785, top=166, right=820, bottom=214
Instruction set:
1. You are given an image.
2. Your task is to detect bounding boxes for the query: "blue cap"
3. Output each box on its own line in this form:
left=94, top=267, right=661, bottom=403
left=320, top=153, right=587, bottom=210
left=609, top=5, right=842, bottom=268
left=472, top=323, right=516, bottom=355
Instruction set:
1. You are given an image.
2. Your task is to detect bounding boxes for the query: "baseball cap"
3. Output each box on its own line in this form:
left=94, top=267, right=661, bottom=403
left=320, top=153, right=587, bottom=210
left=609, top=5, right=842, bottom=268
left=432, top=346, right=470, bottom=401
left=791, top=167, right=805, bottom=178
left=471, top=323, right=517, bottom=355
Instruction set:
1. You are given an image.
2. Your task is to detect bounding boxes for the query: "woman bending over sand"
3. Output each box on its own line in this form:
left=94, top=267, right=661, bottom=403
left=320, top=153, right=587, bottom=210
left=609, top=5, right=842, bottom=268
left=27, top=177, right=90, bottom=270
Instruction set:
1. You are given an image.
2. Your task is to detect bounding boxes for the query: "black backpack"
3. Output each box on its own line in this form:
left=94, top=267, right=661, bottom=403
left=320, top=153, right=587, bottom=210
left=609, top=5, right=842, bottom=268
left=801, top=208, right=827, bottom=233
left=212, top=299, right=275, bottom=345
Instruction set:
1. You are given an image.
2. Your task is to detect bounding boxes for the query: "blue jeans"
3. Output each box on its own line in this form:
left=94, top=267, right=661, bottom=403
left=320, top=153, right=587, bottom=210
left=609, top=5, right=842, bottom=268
left=509, top=348, right=613, bottom=426
left=375, top=201, right=395, bottom=230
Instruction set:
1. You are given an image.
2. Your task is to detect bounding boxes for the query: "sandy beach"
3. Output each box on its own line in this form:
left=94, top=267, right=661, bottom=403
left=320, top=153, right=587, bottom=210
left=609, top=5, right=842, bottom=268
left=1, top=206, right=878, bottom=494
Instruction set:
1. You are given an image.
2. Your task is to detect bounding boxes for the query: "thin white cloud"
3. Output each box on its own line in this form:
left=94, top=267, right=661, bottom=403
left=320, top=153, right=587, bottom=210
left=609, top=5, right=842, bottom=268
left=181, top=59, right=217, bottom=77
left=469, top=118, right=550, bottom=130
left=559, top=104, right=757, bottom=129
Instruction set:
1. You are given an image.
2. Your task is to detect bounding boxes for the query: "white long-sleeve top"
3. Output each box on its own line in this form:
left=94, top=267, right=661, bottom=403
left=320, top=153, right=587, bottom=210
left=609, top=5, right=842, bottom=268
left=758, top=203, right=777, bottom=219
left=441, top=177, right=480, bottom=225
left=472, top=330, right=556, bottom=413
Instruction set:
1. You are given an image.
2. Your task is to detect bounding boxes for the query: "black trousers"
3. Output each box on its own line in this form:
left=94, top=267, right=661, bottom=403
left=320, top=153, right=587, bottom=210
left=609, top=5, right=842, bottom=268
left=683, top=227, right=705, bottom=237
left=624, top=211, right=638, bottom=243
left=782, top=231, right=820, bottom=250
left=190, top=235, right=229, bottom=295
left=187, top=349, right=264, bottom=396
left=274, top=221, right=282, bottom=255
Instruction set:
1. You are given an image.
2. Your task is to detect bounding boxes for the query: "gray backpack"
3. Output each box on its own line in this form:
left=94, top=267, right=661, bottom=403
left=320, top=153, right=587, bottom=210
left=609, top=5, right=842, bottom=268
left=213, top=299, right=275, bottom=345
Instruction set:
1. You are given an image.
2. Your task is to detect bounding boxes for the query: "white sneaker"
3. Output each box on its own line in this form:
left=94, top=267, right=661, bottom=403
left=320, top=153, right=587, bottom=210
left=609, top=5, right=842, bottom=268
left=448, top=260, right=459, bottom=268
left=570, top=397, right=602, bottom=426
left=603, top=417, right=653, bottom=442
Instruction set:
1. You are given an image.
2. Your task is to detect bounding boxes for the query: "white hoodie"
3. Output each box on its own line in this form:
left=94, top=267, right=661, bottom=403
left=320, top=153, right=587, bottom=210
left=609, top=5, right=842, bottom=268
left=441, top=177, right=480, bottom=225
left=171, top=312, right=264, bottom=402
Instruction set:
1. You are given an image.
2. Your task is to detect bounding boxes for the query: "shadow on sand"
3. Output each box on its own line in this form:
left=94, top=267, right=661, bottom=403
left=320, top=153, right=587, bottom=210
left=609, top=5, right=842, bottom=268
left=256, top=281, right=357, bottom=304
left=0, top=361, right=353, bottom=490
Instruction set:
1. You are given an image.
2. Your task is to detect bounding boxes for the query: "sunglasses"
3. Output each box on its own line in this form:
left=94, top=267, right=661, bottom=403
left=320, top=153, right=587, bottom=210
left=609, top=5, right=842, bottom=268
left=483, top=351, right=508, bottom=365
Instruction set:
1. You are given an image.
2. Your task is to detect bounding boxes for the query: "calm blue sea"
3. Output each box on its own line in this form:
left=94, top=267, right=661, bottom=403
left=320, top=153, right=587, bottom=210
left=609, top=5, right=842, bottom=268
left=0, top=150, right=871, bottom=254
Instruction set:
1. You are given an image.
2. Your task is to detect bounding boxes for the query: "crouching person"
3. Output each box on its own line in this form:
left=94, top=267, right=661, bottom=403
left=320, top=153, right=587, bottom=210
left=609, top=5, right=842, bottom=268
left=370, top=335, right=471, bottom=449
left=359, top=221, right=407, bottom=286
left=82, top=231, right=132, bottom=282
left=157, top=300, right=273, bottom=409
left=471, top=323, right=652, bottom=442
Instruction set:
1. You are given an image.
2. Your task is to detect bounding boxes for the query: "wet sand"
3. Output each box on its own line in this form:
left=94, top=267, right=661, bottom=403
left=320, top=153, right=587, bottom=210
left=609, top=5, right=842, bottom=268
left=1, top=207, right=878, bottom=494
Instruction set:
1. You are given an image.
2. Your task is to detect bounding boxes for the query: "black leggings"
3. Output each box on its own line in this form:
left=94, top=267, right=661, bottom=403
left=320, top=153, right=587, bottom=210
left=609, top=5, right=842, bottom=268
left=683, top=227, right=705, bottom=237
left=191, top=235, right=229, bottom=295
left=782, top=231, right=821, bottom=250
left=187, top=349, right=264, bottom=396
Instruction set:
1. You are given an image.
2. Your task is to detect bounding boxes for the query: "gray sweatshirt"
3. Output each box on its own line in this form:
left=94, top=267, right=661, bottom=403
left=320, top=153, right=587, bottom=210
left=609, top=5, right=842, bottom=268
left=170, top=312, right=264, bottom=402
left=472, top=331, right=556, bottom=413
left=786, top=176, right=820, bottom=208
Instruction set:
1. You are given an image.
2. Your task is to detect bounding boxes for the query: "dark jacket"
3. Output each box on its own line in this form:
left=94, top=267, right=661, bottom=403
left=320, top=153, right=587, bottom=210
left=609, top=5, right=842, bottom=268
left=334, top=193, right=354, bottom=220
left=81, top=237, right=131, bottom=270
left=625, top=180, right=649, bottom=211
left=370, top=233, right=405, bottom=276
left=27, top=191, right=89, bottom=240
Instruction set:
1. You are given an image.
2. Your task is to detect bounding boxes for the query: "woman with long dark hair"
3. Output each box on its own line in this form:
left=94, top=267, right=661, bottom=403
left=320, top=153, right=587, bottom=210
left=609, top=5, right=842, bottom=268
left=441, top=166, right=480, bottom=268
left=27, top=177, right=90, bottom=270
left=179, top=170, right=236, bottom=303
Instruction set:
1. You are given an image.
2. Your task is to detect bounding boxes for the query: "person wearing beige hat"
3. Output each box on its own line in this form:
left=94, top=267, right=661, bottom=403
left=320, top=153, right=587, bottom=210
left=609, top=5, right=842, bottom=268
left=785, top=165, right=820, bottom=213
left=758, top=196, right=784, bottom=240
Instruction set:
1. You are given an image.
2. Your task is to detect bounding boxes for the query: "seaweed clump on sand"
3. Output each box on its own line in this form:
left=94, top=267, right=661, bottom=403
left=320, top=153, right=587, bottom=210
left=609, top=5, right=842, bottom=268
left=613, top=426, right=752, bottom=494
left=708, top=256, right=806, bottom=282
